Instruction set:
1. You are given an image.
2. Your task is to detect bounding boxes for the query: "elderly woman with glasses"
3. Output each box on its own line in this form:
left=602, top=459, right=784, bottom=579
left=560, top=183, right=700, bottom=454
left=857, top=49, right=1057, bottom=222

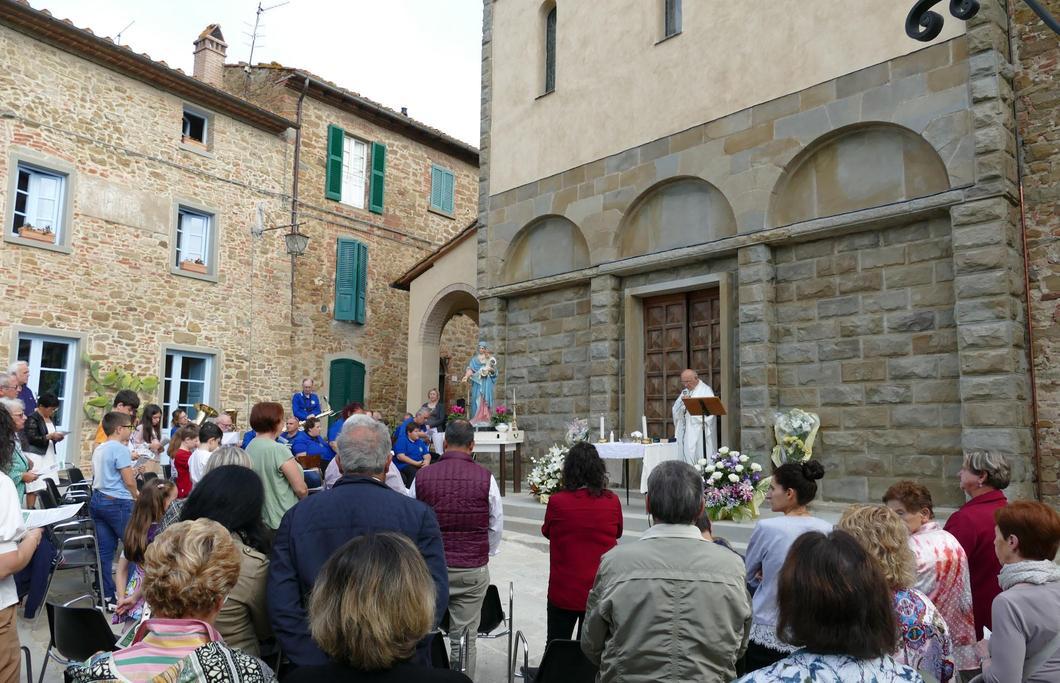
left=0, top=398, right=38, bottom=505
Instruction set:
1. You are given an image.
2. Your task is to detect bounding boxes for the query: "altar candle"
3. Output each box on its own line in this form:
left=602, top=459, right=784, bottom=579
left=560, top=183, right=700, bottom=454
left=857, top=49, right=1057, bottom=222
left=599, top=415, right=605, bottom=440
left=641, top=415, right=648, bottom=438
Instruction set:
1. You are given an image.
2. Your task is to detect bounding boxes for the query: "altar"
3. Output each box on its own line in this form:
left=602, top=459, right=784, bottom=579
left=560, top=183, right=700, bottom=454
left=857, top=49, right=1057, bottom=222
left=595, top=441, right=682, bottom=502
left=433, top=429, right=525, bottom=496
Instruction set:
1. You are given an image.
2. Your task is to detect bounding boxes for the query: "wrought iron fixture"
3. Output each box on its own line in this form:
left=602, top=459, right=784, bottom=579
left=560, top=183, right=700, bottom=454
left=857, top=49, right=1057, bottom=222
left=252, top=219, right=310, bottom=256
left=906, top=0, right=1060, bottom=41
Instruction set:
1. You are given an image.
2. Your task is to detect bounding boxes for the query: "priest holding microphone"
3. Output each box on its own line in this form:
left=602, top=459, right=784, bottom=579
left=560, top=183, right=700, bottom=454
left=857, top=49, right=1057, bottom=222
left=671, top=369, right=717, bottom=466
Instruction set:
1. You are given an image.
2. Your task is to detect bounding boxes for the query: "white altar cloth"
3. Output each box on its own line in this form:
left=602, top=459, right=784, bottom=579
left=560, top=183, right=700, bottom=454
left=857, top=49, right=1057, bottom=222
left=595, top=441, right=681, bottom=493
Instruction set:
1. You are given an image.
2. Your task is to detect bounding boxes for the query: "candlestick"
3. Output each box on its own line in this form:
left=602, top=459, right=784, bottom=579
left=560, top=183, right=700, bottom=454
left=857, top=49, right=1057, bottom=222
left=641, top=415, right=648, bottom=439
left=599, top=415, right=605, bottom=441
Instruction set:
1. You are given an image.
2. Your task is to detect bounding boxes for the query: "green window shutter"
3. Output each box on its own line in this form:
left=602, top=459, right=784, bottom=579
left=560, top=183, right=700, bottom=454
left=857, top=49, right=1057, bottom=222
left=369, top=141, right=386, bottom=214
left=326, top=125, right=344, bottom=201
left=430, top=166, right=444, bottom=210
left=334, top=236, right=364, bottom=322
left=354, top=241, right=368, bottom=324
left=327, top=358, right=364, bottom=428
left=442, top=169, right=455, bottom=214
left=430, top=165, right=455, bottom=214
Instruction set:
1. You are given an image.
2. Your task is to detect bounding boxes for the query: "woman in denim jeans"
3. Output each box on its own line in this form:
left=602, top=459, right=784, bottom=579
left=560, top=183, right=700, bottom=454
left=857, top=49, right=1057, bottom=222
left=88, top=411, right=139, bottom=608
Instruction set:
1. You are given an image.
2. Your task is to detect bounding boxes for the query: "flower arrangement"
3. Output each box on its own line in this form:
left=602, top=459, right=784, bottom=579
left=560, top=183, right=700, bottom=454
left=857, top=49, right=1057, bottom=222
left=528, top=444, right=566, bottom=502
left=699, top=447, right=767, bottom=522
left=771, top=408, right=820, bottom=467
left=492, top=404, right=511, bottom=425
left=446, top=404, right=466, bottom=422
left=564, top=418, right=589, bottom=447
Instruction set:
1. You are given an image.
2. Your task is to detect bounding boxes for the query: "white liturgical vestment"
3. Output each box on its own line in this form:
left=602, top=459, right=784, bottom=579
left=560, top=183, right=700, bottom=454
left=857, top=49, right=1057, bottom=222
left=672, top=380, right=717, bottom=466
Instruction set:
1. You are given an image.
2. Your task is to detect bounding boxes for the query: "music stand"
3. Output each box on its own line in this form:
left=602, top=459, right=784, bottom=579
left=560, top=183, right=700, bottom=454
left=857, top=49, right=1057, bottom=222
left=681, top=396, right=726, bottom=463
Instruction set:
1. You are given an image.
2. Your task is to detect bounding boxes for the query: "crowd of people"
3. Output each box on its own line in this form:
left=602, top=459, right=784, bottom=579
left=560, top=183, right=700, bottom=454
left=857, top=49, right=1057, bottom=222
left=0, top=366, right=1056, bottom=682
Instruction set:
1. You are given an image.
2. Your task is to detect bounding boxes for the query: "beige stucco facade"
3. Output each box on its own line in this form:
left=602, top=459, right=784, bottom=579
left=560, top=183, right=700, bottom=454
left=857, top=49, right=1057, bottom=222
left=489, top=0, right=964, bottom=193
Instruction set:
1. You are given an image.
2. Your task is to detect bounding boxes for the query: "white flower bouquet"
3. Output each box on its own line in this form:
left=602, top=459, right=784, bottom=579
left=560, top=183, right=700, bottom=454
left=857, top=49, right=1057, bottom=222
left=771, top=408, right=820, bottom=467
left=698, top=446, right=767, bottom=522
left=528, top=444, right=567, bottom=502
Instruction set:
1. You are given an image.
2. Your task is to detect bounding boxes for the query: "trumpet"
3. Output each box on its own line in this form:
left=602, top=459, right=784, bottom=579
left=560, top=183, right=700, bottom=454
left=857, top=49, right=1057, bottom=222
left=299, top=409, right=337, bottom=428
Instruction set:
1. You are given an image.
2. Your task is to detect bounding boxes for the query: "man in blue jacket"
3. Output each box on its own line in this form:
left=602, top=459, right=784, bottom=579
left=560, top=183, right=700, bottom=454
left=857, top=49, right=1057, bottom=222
left=267, top=413, right=448, bottom=668
left=291, top=377, right=321, bottom=421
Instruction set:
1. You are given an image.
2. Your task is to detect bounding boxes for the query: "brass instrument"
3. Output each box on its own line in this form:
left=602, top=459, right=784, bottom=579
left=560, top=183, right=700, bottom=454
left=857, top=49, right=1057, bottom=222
left=192, top=402, right=219, bottom=426
left=298, top=394, right=335, bottom=428
left=224, top=409, right=239, bottom=428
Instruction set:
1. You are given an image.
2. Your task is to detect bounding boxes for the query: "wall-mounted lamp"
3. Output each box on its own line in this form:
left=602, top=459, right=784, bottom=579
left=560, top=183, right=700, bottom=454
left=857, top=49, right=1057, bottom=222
left=251, top=205, right=310, bottom=256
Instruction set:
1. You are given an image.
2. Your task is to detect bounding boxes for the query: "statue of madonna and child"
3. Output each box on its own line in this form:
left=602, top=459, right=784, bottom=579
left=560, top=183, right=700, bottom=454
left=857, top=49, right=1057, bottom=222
left=462, top=341, right=498, bottom=427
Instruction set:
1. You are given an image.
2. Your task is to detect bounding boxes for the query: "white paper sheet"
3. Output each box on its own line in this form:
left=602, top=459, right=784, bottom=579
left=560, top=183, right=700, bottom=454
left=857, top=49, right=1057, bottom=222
left=21, top=503, right=83, bottom=529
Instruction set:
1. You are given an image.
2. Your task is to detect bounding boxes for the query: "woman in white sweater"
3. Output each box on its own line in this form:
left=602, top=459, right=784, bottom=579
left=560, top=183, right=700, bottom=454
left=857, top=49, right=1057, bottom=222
left=743, top=460, right=832, bottom=673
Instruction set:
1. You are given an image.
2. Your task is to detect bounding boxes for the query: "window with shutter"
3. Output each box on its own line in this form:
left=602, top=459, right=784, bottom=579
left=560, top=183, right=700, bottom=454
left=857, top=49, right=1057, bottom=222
left=430, top=165, right=456, bottom=215
left=341, top=137, right=368, bottom=209
left=326, top=124, right=345, bottom=201
left=334, top=238, right=368, bottom=324
left=175, top=207, right=213, bottom=272
left=327, top=358, right=366, bottom=428
left=369, top=142, right=386, bottom=214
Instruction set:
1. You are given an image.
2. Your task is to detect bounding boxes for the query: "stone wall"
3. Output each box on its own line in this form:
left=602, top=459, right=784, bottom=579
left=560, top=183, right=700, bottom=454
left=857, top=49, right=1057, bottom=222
left=773, top=219, right=963, bottom=505
left=1013, top=0, right=1060, bottom=506
left=438, top=313, right=478, bottom=407
left=0, top=26, right=292, bottom=466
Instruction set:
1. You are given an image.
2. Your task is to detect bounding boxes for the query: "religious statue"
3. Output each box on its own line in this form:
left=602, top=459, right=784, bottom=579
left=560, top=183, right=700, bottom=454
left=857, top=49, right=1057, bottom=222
left=462, top=341, right=498, bottom=426
left=672, top=368, right=717, bottom=466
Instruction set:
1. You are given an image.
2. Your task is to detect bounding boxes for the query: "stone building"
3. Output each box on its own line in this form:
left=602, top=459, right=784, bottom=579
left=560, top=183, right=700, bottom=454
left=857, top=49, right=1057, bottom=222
left=0, top=1, right=478, bottom=469
left=224, top=65, right=479, bottom=418
left=477, top=0, right=1046, bottom=505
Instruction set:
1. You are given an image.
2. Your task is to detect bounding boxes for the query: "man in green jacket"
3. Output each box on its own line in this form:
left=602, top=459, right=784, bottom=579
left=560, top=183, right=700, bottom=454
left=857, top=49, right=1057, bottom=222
left=582, top=460, right=751, bottom=682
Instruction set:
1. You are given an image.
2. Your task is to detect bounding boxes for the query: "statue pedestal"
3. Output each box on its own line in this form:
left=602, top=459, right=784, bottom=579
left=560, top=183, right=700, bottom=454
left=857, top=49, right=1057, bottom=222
left=472, top=430, right=525, bottom=496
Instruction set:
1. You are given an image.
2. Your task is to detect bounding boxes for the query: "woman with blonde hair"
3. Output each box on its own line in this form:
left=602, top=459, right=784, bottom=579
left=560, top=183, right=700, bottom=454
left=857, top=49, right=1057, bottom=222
left=838, top=504, right=955, bottom=682
left=205, top=445, right=253, bottom=473
left=286, top=532, right=470, bottom=682
left=67, top=518, right=274, bottom=682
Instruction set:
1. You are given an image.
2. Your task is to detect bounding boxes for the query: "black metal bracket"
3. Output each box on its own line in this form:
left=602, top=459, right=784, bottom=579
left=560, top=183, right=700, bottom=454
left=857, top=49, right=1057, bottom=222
left=906, top=0, right=1060, bottom=41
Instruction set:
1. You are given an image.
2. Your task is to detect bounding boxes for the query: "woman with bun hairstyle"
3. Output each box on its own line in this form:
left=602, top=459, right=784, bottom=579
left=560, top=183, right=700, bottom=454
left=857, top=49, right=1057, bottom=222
left=743, top=459, right=832, bottom=673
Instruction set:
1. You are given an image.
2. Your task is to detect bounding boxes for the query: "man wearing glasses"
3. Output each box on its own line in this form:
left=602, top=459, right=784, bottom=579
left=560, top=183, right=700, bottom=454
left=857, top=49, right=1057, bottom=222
left=88, top=412, right=139, bottom=610
left=0, top=374, right=17, bottom=401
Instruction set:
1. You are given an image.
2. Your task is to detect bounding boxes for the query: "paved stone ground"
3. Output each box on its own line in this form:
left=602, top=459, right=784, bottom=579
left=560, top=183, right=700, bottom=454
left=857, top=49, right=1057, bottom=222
left=17, top=529, right=553, bottom=683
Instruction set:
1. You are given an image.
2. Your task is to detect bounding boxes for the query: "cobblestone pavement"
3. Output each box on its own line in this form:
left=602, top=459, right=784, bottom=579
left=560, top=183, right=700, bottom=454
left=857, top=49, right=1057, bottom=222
left=18, top=530, right=552, bottom=683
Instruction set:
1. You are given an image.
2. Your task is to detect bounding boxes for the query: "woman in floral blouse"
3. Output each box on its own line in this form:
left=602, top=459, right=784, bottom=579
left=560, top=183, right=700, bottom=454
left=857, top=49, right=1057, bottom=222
left=838, top=505, right=955, bottom=683
left=884, top=480, right=977, bottom=675
left=734, top=529, right=921, bottom=683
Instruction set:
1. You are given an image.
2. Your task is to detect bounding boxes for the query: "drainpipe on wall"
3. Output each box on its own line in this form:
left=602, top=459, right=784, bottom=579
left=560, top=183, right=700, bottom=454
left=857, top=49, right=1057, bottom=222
left=289, top=75, right=310, bottom=347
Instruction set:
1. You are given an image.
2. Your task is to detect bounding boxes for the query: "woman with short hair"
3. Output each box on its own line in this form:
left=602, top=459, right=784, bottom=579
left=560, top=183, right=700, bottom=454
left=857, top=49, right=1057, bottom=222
left=205, top=445, right=253, bottom=473
left=285, top=532, right=470, bottom=682
left=839, top=504, right=956, bottom=682
left=181, top=466, right=273, bottom=657
left=884, top=480, right=977, bottom=673
left=944, top=451, right=1009, bottom=639
left=247, top=401, right=306, bottom=530
left=978, top=501, right=1060, bottom=683
left=67, top=518, right=273, bottom=682
left=22, top=391, right=63, bottom=506
left=541, top=441, right=622, bottom=643
left=734, top=530, right=921, bottom=682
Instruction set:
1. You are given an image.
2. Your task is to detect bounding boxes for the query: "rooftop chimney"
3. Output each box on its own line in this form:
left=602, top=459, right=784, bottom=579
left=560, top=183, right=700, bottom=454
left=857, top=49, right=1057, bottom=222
left=192, top=24, right=227, bottom=88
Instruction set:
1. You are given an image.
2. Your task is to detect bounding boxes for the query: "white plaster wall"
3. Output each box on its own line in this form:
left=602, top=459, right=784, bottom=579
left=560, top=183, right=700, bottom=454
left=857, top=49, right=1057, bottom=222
left=489, top=0, right=965, bottom=193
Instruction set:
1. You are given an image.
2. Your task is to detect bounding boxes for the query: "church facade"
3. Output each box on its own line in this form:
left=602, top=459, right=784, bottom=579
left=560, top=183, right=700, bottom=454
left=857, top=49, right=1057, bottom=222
left=476, top=1, right=1044, bottom=506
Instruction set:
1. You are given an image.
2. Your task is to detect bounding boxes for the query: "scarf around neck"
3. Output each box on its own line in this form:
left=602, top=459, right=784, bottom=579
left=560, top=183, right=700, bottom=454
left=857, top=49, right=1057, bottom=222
left=999, top=559, right=1060, bottom=591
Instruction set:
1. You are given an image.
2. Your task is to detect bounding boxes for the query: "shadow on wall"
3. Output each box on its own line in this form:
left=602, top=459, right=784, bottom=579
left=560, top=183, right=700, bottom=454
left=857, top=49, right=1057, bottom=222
left=770, top=122, right=951, bottom=228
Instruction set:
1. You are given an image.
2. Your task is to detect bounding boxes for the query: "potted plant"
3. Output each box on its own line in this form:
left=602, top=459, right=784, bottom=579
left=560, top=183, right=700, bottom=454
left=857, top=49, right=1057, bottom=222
left=179, top=257, right=207, bottom=274
left=17, top=224, right=55, bottom=244
left=491, top=404, right=512, bottom=431
left=446, top=404, right=466, bottom=422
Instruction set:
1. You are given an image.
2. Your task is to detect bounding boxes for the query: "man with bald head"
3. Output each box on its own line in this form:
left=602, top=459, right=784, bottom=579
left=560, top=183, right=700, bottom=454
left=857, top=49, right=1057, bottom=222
left=671, top=369, right=717, bottom=466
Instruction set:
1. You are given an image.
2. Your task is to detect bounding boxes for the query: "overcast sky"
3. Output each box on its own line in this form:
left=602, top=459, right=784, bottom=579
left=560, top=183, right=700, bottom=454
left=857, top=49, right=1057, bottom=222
left=35, top=0, right=483, bottom=146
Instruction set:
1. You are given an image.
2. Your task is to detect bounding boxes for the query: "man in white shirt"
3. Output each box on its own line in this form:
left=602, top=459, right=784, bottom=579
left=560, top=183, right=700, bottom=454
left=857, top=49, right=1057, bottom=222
left=189, top=422, right=222, bottom=486
left=215, top=412, right=240, bottom=446
left=672, top=368, right=717, bottom=466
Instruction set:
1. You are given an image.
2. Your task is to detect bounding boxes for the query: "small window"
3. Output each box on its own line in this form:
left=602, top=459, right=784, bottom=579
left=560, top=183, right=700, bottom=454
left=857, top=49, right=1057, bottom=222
left=11, top=163, right=66, bottom=243
left=182, top=108, right=208, bottom=145
left=341, top=135, right=369, bottom=209
left=544, top=6, right=557, bottom=94
left=175, top=207, right=213, bottom=274
left=664, top=0, right=682, bottom=38
left=430, top=165, right=455, bottom=215
left=163, top=350, right=213, bottom=427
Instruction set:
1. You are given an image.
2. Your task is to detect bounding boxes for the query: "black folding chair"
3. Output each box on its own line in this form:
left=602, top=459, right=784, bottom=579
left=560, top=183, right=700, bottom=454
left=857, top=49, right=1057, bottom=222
left=43, top=519, right=106, bottom=611
left=304, top=467, right=323, bottom=494
left=38, top=594, right=118, bottom=683
left=429, top=631, right=450, bottom=669
left=512, top=635, right=596, bottom=683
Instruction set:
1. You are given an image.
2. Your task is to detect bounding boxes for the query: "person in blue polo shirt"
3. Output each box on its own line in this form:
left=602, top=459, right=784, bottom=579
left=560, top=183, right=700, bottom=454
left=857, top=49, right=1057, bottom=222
left=291, top=378, right=321, bottom=422
left=292, top=416, right=335, bottom=465
left=393, top=414, right=431, bottom=487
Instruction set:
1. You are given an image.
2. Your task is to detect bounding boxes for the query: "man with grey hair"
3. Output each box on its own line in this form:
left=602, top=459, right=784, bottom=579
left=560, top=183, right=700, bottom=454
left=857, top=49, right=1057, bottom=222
left=0, top=373, right=17, bottom=401
left=582, top=460, right=751, bottom=682
left=267, top=413, right=448, bottom=668
left=8, top=361, right=36, bottom=415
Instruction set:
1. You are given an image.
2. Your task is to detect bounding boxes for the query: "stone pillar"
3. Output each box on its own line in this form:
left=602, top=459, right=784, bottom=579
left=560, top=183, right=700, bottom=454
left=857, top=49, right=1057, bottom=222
left=590, top=275, right=622, bottom=433
left=737, top=244, right=778, bottom=460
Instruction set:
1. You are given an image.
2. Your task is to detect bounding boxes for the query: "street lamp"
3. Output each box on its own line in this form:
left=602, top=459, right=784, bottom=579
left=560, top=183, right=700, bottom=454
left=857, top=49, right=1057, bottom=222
left=251, top=220, right=310, bottom=256
left=907, top=0, right=1060, bottom=41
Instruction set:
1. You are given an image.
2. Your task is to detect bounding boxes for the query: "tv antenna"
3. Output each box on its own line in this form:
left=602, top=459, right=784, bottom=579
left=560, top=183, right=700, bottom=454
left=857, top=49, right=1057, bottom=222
left=246, top=1, right=289, bottom=67
left=115, top=20, right=134, bottom=45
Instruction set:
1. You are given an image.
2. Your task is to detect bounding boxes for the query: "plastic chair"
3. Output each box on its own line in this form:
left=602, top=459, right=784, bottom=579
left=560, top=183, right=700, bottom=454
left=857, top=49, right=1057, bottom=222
left=511, top=634, right=596, bottom=683
left=304, top=467, right=323, bottom=494
left=38, top=594, right=118, bottom=683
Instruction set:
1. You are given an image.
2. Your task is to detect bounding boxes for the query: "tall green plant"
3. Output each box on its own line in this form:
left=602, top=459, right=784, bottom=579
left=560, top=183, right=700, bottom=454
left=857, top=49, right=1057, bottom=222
left=81, top=351, right=160, bottom=421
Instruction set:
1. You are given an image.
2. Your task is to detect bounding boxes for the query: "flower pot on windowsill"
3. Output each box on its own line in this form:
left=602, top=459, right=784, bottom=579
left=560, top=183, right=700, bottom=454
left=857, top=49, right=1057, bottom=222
left=181, top=135, right=208, bottom=150
left=179, top=260, right=208, bottom=274
left=17, top=226, right=55, bottom=244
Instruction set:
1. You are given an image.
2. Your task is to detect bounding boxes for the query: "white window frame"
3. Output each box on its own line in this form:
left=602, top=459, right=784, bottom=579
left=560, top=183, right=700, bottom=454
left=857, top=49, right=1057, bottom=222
left=340, top=135, right=368, bottom=210
left=182, top=108, right=209, bottom=145
left=4, top=149, right=76, bottom=254
left=16, top=332, right=78, bottom=468
left=171, top=201, right=219, bottom=282
left=163, top=350, right=214, bottom=427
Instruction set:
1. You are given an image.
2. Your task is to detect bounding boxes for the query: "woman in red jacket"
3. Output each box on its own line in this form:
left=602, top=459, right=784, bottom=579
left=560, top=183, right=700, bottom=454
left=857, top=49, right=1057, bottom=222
left=541, top=442, right=623, bottom=643
left=943, top=451, right=1009, bottom=640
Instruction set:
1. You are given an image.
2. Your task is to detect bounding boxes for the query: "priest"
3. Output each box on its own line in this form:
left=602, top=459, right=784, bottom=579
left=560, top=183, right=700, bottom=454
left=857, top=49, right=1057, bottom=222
left=671, top=369, right=717, bottom=466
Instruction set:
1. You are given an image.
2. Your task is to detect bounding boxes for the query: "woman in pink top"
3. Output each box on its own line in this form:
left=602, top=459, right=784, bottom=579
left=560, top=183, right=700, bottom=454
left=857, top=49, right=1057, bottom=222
left=884, top=480, right=977, bottom=675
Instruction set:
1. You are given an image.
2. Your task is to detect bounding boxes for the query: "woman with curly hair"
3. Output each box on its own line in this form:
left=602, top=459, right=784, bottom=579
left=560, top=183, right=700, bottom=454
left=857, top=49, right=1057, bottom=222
left=838, top=504, right=956, bottom=683
left=541, top=441, right=622, bottom=643
left=67, top=518, right=274, bottom=682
